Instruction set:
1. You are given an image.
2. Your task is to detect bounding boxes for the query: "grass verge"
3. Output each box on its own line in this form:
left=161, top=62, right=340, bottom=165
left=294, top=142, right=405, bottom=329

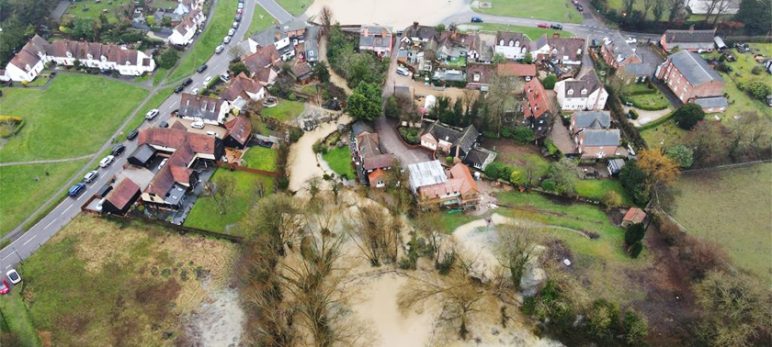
left=322, top=146, right=355, bottom=180
left=575, top=179, right=632, bottom=205
left=247, top=5, right=276, bottom=36
left=0, top=285, right=41, bottom=347
left=261, top=99, right=304, bottom=122
left=242, top=146, right=278, bottom=171
left=461, top=23, right=574, bottom=39
left=275, top=0, right=313, bottom=16
left=473, top=0, right=582, bottom=24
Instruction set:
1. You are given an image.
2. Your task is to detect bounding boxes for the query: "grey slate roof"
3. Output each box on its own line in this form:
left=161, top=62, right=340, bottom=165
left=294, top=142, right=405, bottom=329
left=360, top=25, right=392, bottom=48
left=669, top=50, right=723, bottom=85
left=464, top=147, right=496, bottom=169
left=563, top=72, right=602, bottom=98
left=352, top=120, right=374, bottom=137
left=693, top=96, right=728, bottom=109
left=574, top=111, right=611, bottom=129
left=622, top=62, right=655, bottom=77
left=305, top=26, right=319, bottom=61
left=129, top=143, right=156, bottom=166
left=582, top=129, right=620, bottom=146
left=423, top=122, right=479, bottom=153
left=662, top=29, right=715, bottom=44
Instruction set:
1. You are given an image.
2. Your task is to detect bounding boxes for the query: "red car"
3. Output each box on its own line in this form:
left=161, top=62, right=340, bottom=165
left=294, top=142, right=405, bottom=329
left=0, top=279, right=9, bottom=295
left=537, top=23, right=549, bottom=28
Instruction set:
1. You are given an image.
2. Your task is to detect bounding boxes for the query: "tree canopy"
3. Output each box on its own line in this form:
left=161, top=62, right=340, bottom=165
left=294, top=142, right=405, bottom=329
left=346, top=82, right=382, bottom=121
left=673, top=104, right=705, bottom=130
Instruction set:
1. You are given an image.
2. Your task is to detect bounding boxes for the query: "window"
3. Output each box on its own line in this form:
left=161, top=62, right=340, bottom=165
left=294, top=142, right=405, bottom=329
left=473, top=73, right=480, bottom=82
left=581, top=88, right=588, bottom=95
left=509, top=40, right=514, bottom=47
left=567, top=89, right=574, bottom=96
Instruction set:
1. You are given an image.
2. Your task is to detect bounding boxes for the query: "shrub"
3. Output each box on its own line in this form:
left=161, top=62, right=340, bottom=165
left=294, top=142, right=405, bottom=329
left=511, top=126, right=536, bottom=144
left=156, top=48, right=179, bottom=69
left=510, top=168, right=525, bottom=186
left=751, top=65, right=763, bottom=75
left=624, top=223, right=646, bottom=246
left=445, top=156, right=454, bottom=165
left=673, top=103, right=705, bottom=130
left=628, top=109, right=639, bottom=120
left=745, top=79, right=770, bottom=101
left=603, top=191, right=623, bottom=208
left=544, top=139, right=561, bottom=157
left=665, top=144, right=694, bottom=168
left=541, top=179, right=556, bottom=191
left=619, top=162, right=649, bottom=205
left=542, top=74, right=557, bottom=89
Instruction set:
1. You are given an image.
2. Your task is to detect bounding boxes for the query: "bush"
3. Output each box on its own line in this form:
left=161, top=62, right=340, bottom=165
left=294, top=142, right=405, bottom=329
left=603, top=191, right=623, bottom=208
left=619, top=162, right=649, bottom=205
left=624, top=223, right=646, bottom=246
left=666, top=144, right=694, bottom=168
left=745, top=79, right=770, bottom=101
left=751, top=65, right=763, bottom=75
left=541, top=179, right=556, bottom=191
left=628, top=109, right=639, bottom=120
left=542, top=74, right=557, bottom=89
left=399, top=127, right=420, bottom=144
left=673, top=103, right=705, bottom=130
left=445, top=156, right=454, bottom=165
left=156, top=48, right=179, bottom=69
left=511, top=126, right=536, bottom=144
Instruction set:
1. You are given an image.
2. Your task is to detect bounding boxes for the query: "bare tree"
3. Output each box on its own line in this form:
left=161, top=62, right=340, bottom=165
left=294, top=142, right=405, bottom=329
left=667, top=0, right=684, bottom=21
left=495, top=225, right=538, bottom=290
left=710, top=0, right=734, bottom=24
left=239, top=193, right=303, bottom=255
left=319, top=6, right=334, bottom=37
left=485, top=76, right=522, bottom=137
left=652, top=0, right=666, bottom=22
left=229, top=44, right=245, bottom=61
left=348, top=204, right=400, bottom=266
left=205, top=175, right=235, bottom=214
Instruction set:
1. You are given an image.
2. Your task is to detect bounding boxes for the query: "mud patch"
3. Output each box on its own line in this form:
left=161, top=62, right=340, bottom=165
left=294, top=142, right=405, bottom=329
left=185, top=285, right=245, bottom=347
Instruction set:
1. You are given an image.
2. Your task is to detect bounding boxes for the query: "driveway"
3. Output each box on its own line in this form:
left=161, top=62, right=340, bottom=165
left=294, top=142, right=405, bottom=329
left=549, top=122, right=576, bottom=154
left=374, top=117, right=431, bottom=165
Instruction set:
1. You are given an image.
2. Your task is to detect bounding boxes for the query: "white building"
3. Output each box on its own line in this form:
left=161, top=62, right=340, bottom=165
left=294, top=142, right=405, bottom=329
left=554, top=72, right=608, bottom=111
left=3, top=35, right=155, bottom=82
left=169, top=8, right=205, bottom=46
left=493, top=31, right=530, bottom=60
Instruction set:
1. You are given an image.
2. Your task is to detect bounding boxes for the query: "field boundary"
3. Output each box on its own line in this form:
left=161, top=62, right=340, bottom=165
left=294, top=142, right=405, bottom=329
left=216, top=161, right=279, bottom=176
left=681, top=159, right=772, bottom=175
left=99, top=213, right=244, bottom=243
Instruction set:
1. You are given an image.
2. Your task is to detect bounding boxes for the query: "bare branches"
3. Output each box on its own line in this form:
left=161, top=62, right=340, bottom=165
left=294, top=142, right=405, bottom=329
left=347, top=204, right=400, bottom=266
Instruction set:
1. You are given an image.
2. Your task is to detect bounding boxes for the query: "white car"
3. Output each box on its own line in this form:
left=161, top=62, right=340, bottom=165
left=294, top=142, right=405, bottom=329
left=223, top=35, right=232, bottom=44
left=99, top=155, right=115, bottom=168
left=83, top=170, right=99, bottom=183
left=625, top=37, right=637, bottom=44
left=237, top=2, right=244, bottom=9
left=228, top=28, right=236, bottom=36
left=232, top=21, right=239, bottom=28
left=206, top=130, right=216, bottom=136
left=219, top=73, right=230, bottom=82
left=6, top=269, right=20, bottom=285
left=191, top=120, right=205, bottom=129
left=192, top=87, right=200, bottom=94
left=202, top=76, right=212, bottom=86
left=215, top=45, right=225, bottom=54
left=145, top=108, right=159, bottom=120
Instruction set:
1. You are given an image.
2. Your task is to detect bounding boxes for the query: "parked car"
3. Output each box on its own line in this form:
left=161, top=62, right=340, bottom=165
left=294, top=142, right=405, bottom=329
left=160, top=121, right=169, bottom=128
left=0, top=279, right=9, bottom=295
left=235, top=14, right=242, bottom=21
left=215, top=45, right=225, bottom=54
left=84, top=170, right=99, bottom=183
left=68, top=182, right=86, bottom=198
left=470, top=16, right=483, bottom=23
left=537, top=23, right=549, bottom=28
left=232, top=21, right=239, bottom=28
left=576, top=4, right=584, bottom=11
left=197, top=64, right=208, bottom=73
left=111, top=144, right=126, bottom=156
left=191, top=120, right=205, bottom=129
left=99, top=155, right=115, bottom=168
left=174, top=85, right=184, bottom=93
left=206, top=130, right=216, bottom=136
left=237, top=2, right=243, bottom=9
left=625, top=37, right=637, bottom=44
left=228, top=28, right=236, bottom=36
left=183, top=78, right=193, bottom=86
left=551, top=23, right=563, bottom=30
left=223, top=35, right=232, bottom=44
left=396, top=66, right=410, bottom=76
left=237, top=8, right=243, bottom=14
left=145, top=108, right=159, bottom=120
left=192, top=87, right=200, bottom=94
left=220, top=73, right=230, bottom=82
left=127, top=129, right=139, bottom=140
left=6, top=269, right=21, bottom=285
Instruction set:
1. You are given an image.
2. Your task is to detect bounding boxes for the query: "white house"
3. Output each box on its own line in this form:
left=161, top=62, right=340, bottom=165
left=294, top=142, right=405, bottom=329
left=554, top=72, right=608, bottom=111
left=493, top=31, right=530, bottom=60
left=169, top=17, right=197, bottom=46
left=3, top=35, right=155, bottom=82
left=178, top=93, right=231, bottom=125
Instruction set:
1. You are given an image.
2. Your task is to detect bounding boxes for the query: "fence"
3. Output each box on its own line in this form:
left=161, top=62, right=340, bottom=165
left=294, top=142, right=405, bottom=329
left=101, top=213, right=244, bottom=243
left=216, top=161, right=279, bottom=177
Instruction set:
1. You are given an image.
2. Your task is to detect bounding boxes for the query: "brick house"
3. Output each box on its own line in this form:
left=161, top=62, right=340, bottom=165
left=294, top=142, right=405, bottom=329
left=656, top=50, right=725, bottom=111
left=601, top=38, right=641, bottom=69
left=408, top=161, right=480, bottom=210
left=466, top=63, right=495, bottom=91
left=522, top=78, right=555, bottom=138
left=659, top=28, right=716, bottom=53
left=359, top=25, right=393, bottom=57
left=494, top=31, right=530, bottom=60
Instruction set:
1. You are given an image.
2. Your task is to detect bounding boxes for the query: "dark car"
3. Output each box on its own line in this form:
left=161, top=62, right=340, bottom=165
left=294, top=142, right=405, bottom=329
left=576, top=4, right=584, bottom=11
left=197, top=64, right=208, bottom=73
left=127, top=129, right=139, bottom=140
left=471, top=16, right=483, bottom=23
left=111, top=143, right=126, bottom=156
left=235, top=14, right=242, bottom=22
left=174, top=85, right=184, bottom=93
left=183, top=78, right=193, bottom=86
left=551, top=23, right=563, bottom=30
left=68, top=182, right=87, bottom=198
left=159, top=121, right=169, bottom=128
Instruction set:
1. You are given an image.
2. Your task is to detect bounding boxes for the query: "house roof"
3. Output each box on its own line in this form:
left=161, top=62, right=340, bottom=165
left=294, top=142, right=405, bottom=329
left=662, top=29, right=715, bottom=44
left=140, top=127, right=218, bottom=197
left=408, top=160, right=447, bottom=190
left=623, top=207, right=646, bottom=224
left=360, top=25, right=392, bottom=48
left=448, top=163, right=479, bottom=195
left=574, top=111, right=611, bottom=129
left=352, top=120, right=374, bottom=137
left=693, top=96, right=728, bottom=109
left=290, top=60, right=313, bottom=79
left=368, top=168, right=387, bottom=183
left=179, top=93, right=223, bottom=122
left=438, top=31, right=478, bottom=51
left=495, top=31, right=529, bottom=46
left=464, top=147, right=495, bottom=168
left=105, top=178, right=141, bottom=211
left=305, top=26, right=319, bottom=60
left=466, top=63, right=495, bottom=85
left=357, top=131, right=381, bottom=157
left=523, top=78, right=552, bottom=119
left=603, top=36, right=638, bottom=63
left=242, top=45, right=279, bottom=75
left=128, top=143, right=156, bottom=165
left=562, top=72, right=602, bottom=98
left=403, top=23, right=438, bottom=41
left=497, top=63, right=537, bottom=77
left=418, top=163, right=478, bottom=200
left=8, top=35, right=49, bottom=72
left=668, top=50, right=723, bottom=85
left=363, top=153, right=396, bottom=171
left=174, top=15, right=195, bottom=36
left=422, top=122, right=479, bottom=153
left=579, top=129, right=620, bottom=146
left=224, top=116, right=252, bottom=146
left=546, top=37, right=585, bottom=61
left=621, top=62, right=655, bottom=77
left=221, top=73, right=262, bottom=101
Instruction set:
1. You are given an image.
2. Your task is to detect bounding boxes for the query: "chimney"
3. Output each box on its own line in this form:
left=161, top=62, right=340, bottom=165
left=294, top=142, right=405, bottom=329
left=413, top=22, right=419, bottom=30
left=552, top=32, right=560, bottom=39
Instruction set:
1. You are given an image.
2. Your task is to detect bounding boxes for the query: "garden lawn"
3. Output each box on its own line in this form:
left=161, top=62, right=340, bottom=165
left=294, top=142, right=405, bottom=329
left=261, top=99, right=304, bottom=122
left=19, top=215, right=237, bottom=346
left=670, top=163, right=772, bottom=282
left=322, top=147, right=355, bottom=180
left=438, top=212, right=478, bottom=234
left=184, top=169, right=274, bottom=234
left=242, top=146, right=278, bottom=172
left=640, top=120, right=685, bottom=149
left=276, top=0, right=313, bottom=16
left=575, top=179, right=632, bottom=205
left=462, top=23, right=574, bottom=39
left=0, top=160, right=88, bottom=236
left=0, top=285, right=41, bottom=347
left=496, top=191, right=648, bottom=303
left=167, top=0, right=237, bottom=82
left=702, top=44, right=772, bottom=119
left=474, top=0, right=582, bottom=24
left=247, top=5, right=275, bottom=36
left=622, top=83, right=669, bottom=111
left=63, top=0, right=131, bottom=24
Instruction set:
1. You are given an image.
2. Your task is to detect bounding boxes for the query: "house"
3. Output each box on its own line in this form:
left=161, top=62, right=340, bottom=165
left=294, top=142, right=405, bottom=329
left=3, top=35, right=155, bottom=82
left=408, top=160, right=480, bottom=210
left=494, top=31, right=530, bottom=60
left=475, top=33, right=496, bottom=63
left=522, top=78, right=555, bottom=138
left=436, top=30, right=479, bottom=65
left=497, top=62, right=536, bottom=80
left=241, top=44, right=281, bottom=84
left=289, top=60, right=313, bottom=82
left=659, top=28, right=716, bottom=52
left=532, top=35, right=585, bottom=65
left=554, top=72, right=608, bottom=111
left=304, top=26, right=320, bottom=63
left=354, top=131, right=396, bottom=187
left=463, top=147, right=497, bottom=171
left=128, top=143, right=157, bottom=167
left=601, top=37, right=641, bottom=69
left=102, top=178, right=141, bottom=215
left=169, top=16, right=197, bottom=46
left=398, top=22, right=440, bottom=73
left=656, top=50, right=725, bottom=110
left=693, top=96, right=728, bottom=113
left=575, top=129, right=623, bottom=159
left=621, top=207, right=647, bottom=227
left=466, top=63, right=495, bottom=91
left=221, top=72, right=266, bottom=110
left=570, top=110, right=611, bottom=133
left=137, top=126, right=223, bottom=208
left=420, top=121, right=479, bottom=159
left=223, top=116, right=252, bottom=148
left=359, top=25, right=393, bottom=57
left=178, top=93, right=231, bottom=125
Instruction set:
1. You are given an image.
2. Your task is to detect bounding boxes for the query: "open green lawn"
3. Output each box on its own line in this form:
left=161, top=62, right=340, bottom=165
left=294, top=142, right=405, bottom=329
left=438, top=212, right=478, bottom=234
left=152, top=67, right=169, bottom=86
left=18, top=215, right=237, bottom=346
left=622, top=83, right=669, bottom=111
left=168, top=0, right=237, bottom=82
left=641, top=119, right=686, bottom=149
left=670, top=163, right=772, bottom=282
left=63, top=0, right=131, bottom=24
left=322, top=146, right=355, bottom=180
left=702, top=44, right=772, bottom=119
left=496, top=191, right=648, bottom=302
left=474, top=0, right=582, bottom=24
left=247, top=5, right=276, bottom=36
left=261, top=99, right=304, bottom=122
left=276, top=0, right=313, bottom=16
left=462, top=23, right=574, bottom=39
left=0, top=284, right=41, bottom=347
left=575, top=178, right=632, bottom=205
left=242, top=146, right=278, bottom=172
left=184, top=169, right=274, bottom=234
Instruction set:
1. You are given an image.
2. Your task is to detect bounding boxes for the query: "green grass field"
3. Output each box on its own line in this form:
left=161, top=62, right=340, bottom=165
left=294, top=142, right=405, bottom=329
left=242, top=146, right=278, bottom=172
left=167, top=0, right=238, bottom=82
left=641, top=119, right=685, bottom=149
left=322, top=146, right=355, bottom=180
left=247, top=5, right=276, bottom=37
left=670, top=163, right=772, bottom=282
left=184, top=169, right=274, bottom=233
left=17, top=216, right=237, bottom=346
left=0, top=285, right=41, bottom=347
left=575, top=179, right=632, bottom=205
left=276, top=0, right=313, bottom=16
left=462, top=23, right=574, bottom=40
left=261, top=99, right=304, bottom=122
left=702, top=44, right=772, bottom=119
left=474, top=0, right=583, bottom=24
left=123, top=87, right=175, bottom=140
left=622, top=83, right=670, bottom=111
left=63, top=0, right=132, bottom=24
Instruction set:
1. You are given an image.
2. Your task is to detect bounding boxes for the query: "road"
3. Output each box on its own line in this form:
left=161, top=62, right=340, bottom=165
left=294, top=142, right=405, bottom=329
left=0, top=0, right=261, bottom=271
left=256, top=0, right=293, bottom=23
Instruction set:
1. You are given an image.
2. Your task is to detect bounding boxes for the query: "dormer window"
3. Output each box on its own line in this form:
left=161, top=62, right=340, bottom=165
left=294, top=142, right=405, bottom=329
left=581, top=88, right=588, bottom=95
left=473, top=73, right=480, bottom=82
left=66, top=51, right=72, bottom=58
left=567, top=89, right=574, bottom=96
left=509, top=40, right=514, bottom=47
left=499, top=39, right=504, bottom=46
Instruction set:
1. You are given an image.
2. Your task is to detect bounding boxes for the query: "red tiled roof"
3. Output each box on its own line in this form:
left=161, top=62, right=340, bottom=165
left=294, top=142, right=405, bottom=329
left=623, top=207, right=646, bottom=224
left=523, top=78, right=552, bottom=119
left=224, top=116, right=252, bottom=146
left=138, top=127, right=217, bottom=155
left=221, top=72, right=262, bottom=102
left=418, top=163, right=479, bottom=199
left=497, top=63, right=536, bottom=77
left=105, top=178, right=140, bottom=211
left=242, top=45, right=279, bottom=75
left=448, top=163, right=478, bottom=196
left=363, top=153, right=395, bottom=171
